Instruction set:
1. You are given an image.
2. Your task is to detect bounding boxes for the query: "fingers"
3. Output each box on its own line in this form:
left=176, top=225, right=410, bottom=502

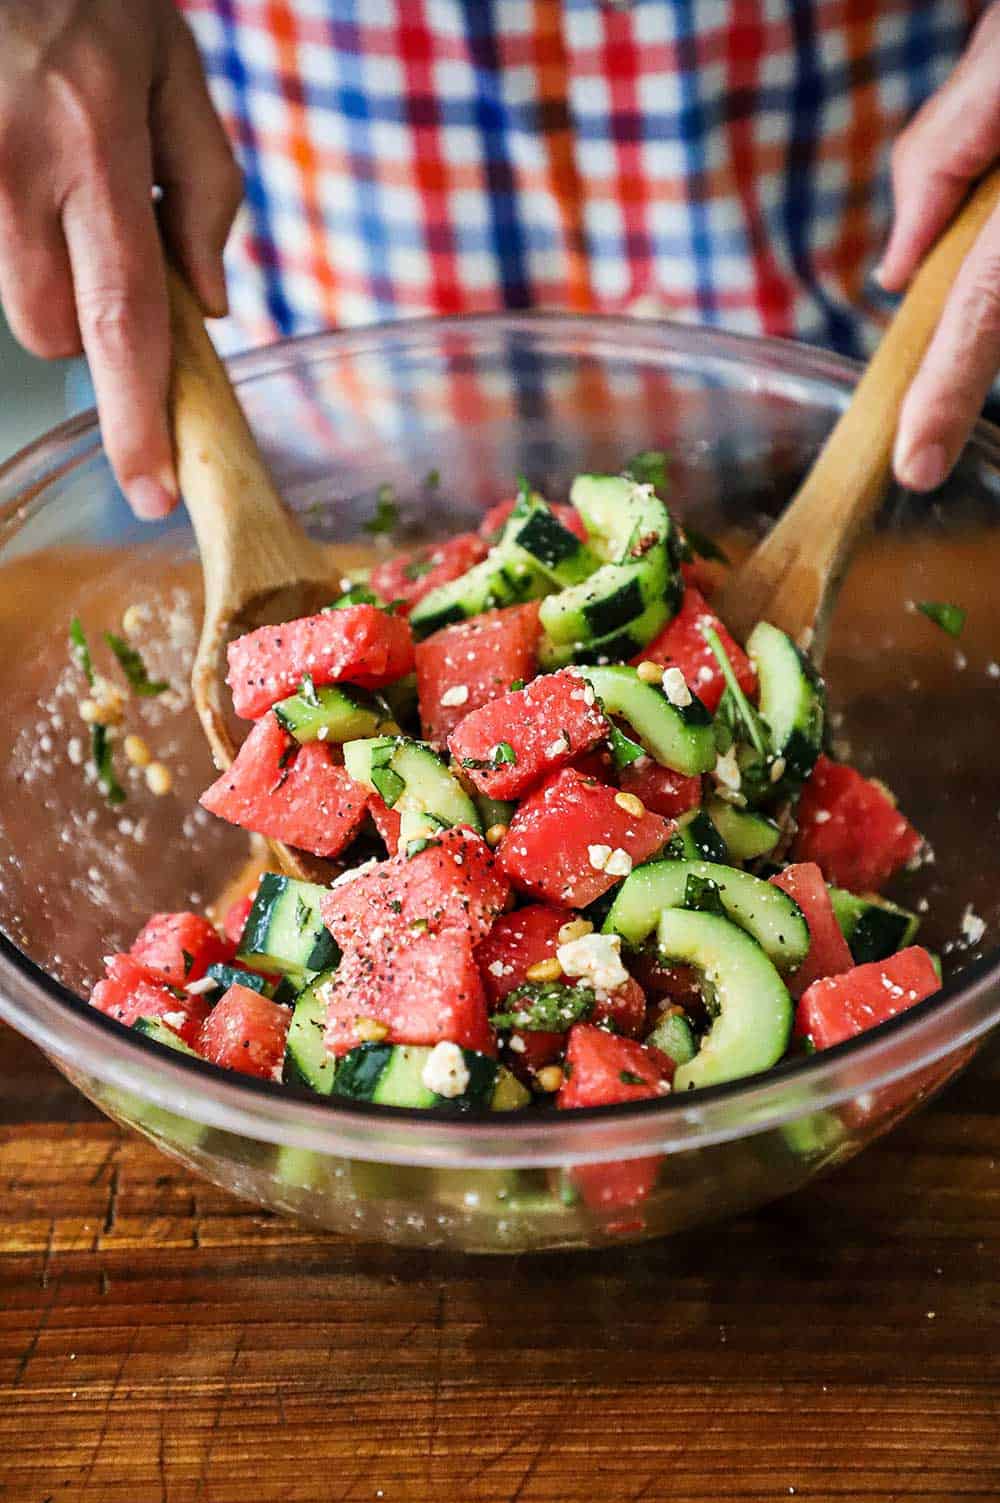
left=0, top=203, right=80, bottom=360
left=151, top=10, right=242, bottom=318
left=62, top=131, right=177, bottom=520
left=893, top=198, right=1000, bottom=491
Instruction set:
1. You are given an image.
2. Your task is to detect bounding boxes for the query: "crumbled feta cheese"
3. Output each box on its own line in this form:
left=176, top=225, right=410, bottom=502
left=440, top=684, right=469, bottom=708
left=713, top=747, right=742, bottom=792
left=557, top=932, right=629, bottom=995
left=329, top=857, right=380, bottom=888
left=185, top=976, right=221, bottom=996
left=161, top=1011, right=187, bottom=1030
left=588, top=843, right=612, bottom=872
left=960, top=905, right=986, bottom=946
left=603, top=847, right=633, bottom=878
left=661, top=667, right=692, bottom=707
left=508, top=1035, right=526, bottom=1054
left=488, top=960, right=506, bottom=978
left=813, top=809, right=831, bottom=824
left=545, top=734, right=570, bottom=758
left=421, top=1041, right=471, bottom=1098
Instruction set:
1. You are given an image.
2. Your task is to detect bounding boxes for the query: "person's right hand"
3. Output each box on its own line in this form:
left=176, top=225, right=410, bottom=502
left=0, top=0, right=242, bottom=518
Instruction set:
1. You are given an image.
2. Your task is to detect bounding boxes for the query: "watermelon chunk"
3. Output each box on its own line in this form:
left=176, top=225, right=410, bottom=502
left=90, top=955, right=211, bottom=1045
left=770, top=862, right=854, bottom=999
left=498, top=768, right=673, bottom=907
left=324, top=927, right=494, bottom=1056
left=221, top=894, right=255, bottom=947
left=415, top=602, right=542, bottom=744
left=226, top=605, right=414, bottom=719
left=634, top=584, right=756, bottom=713
left=321, top=826, right=510, bottom=948
left=448, top=670, right=609, bottom=799
left=200, top=713, right=368, bottom=859
left=479, top=497, right=587, bottom=544
left=130, top=912, right=231, bottom=986
left=796, top=946, right=940, bottom=1050
left=791, top=755, right=923, bottom=892
left=557, top=1024, right=674, bottom=1109
left=475, top=904, right=573, bottom=1005
left=197, top=984, right=291, bottom=1079
left=567, top=1155, right=663, bottom=1216
left=593, top=976, right=647, bottom=1039
left=367, top=790, right=402, bottom=856
left=618, top=758, right=702, bottom=819
left=370, top=532, right=489, bottom=615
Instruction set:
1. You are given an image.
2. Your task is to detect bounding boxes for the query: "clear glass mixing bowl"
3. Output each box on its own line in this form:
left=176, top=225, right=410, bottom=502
left=2, top=314, right=1000, bottom=1252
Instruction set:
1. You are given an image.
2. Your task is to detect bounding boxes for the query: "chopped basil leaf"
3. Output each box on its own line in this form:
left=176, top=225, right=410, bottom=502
left=625, top=449, right=670, bottom=494
left=388, top=899, right=403, bottom=915
left=461, top=741, right=517, bottom=773
left=294, top=896, right=310, bottom=933
left=702, top=623, right=768, bottom=758
left=494, top=741, right=516, bottom=765
left=619, top=1069, right=646, bottom=1086
left=916, top=600, right=966, bottom=638
left=326, top=585, right=381, bottom=610
left=681, top=524, right=730, bottom=566
left=509, top=678, right=526, bottom=692
left=91, top=725, right=126, bottom=806
left=364, top=483, right=399, bottom=535
left=371, top=765, right=406, bottom=808
left=423, top=468, right=441, bottom=490
left=69, top=617, right=95, bottom=687
left=489, top=981, right=595, bottom=1033
left=180, top=949, right=194, bottom=975
left=684, top=872, right=726, bottom=917
left=104, top=632, right=168, bottom=696
left=404, top=555, right=435, bottom=581
left=299, top=673, right=320, bottom=708
left=608, top=722, right=645, bottom=769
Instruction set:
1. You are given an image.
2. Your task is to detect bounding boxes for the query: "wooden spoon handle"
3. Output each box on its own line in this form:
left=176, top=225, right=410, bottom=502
left=716, top=167, right=1000, bottom=653
left=166, top=266, right=318, bottom=612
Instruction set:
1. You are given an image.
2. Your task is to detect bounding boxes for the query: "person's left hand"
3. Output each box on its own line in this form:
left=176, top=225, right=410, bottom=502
left=879, top=2, right=1000, bottom=492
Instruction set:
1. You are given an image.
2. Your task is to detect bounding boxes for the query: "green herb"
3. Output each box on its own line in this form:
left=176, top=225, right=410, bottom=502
left=90, top=725, right=126, bottom=806
left=180, top=949, right=194, bottom=976
left=916, top=600, right=966, bottom=638
left=69, top=617, right=95, bottom=687
left=364, top=483, right=399, bottom=536
left=299, top=673, right=320, bottom=708
left=371, top=765, right=406, bottom=808
left=388, top=899, right=403, bottom=915
left=626, top=449, right=670, bottom=494
left=558, top=1176, right=581, bottom=1207
left=383, top=598, right=406, bottom=616
left=404, top=555, right=435, bottom=582
left=277, top=740, right=298, bottom=771
left=509, top=678, right=526, bottom=692
left=681, top=524, right=730, bottom=566
left=684, top=872, right=726, bottom=917
left=326, top=585, right=381, bottom=610
left=423, top=468, right=441, bottom=490
left=461, top=741, right=517, bottom=774
left=294, top=896, right=311, bottom=933
left=619, top=1070, right=646, bottom=1086
left=608, top=722, right=645, bottom=769
left=104, top=632, right=168, bottom=696
left=489, top=981, right=596, bottom=1033
left=410, top=917, right=429, bottom=934
left=702, top=623, right=768, bottom=758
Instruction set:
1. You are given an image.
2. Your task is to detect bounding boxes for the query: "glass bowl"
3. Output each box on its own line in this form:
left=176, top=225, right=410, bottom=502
left=2, top=314, right=1000, bottom=1253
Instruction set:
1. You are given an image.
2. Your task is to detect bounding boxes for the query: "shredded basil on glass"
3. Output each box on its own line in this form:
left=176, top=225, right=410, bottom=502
left=916, top=600, right=966, bottom=638
left=69, top=617, right=95, bottom=686
left=702, top=623, right=768, bottom=759
left=91, top=725, right=126, bottom=805
left=104, top=632, right=168, bottom=696
left=489, top=981, right=596, bottom=1033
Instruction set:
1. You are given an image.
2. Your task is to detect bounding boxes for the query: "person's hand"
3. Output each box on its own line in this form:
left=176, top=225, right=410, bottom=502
left=0, top=0, right=242, bottom=518
left=880, top=3, right=1000, bottom=492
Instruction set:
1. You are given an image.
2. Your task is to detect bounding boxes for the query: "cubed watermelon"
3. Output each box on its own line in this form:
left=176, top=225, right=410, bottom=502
left=90, top=955, right=211, bottom=1045
left=200, top=713, right=368, bottom=859
left=479, top=497, right=587, bottom=544
left=796, top=946, right=940, bottom=1050
left=770, top=862, right=854, bottom=999
left=198, top=984, right=291, bottom=1079
left=130, top=912, right=231, bottom=986
left=557, top=1024, right=674, bottom=1109
left=415, top=602, right=542, bottom=744
left=448, top=670, right=609, bottom=799
left=593, top=975, right=647, bottom=1039
left=498, top=768, right=673, bottom=907
left=367, top=790, right=402, bottom=855
left=634, top=584, right=756, bottom=713
left=475, top=903, right=573, bottom=1005
left=370, top=532, right=489, bottom=615
left=227, top=605, right=414, bottom=719
left=618, top=758, right=703, bottom=819
left=324, top=928, right=494, bottom=1056
left=321, top=826, right=510, bottom=948
left=221, top=894, right=255, bottom=947
left=791, top=755, right=923, bottom=892
left=567, top=1155, right=664, bottom=1216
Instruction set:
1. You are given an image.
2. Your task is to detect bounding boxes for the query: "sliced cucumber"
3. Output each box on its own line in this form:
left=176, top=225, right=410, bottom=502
left=666, top=808, right=728, bottom=864
left=410, top=550, right=551, bottom=639
left=705, top=796, right=781, bottom=862
left=475, top=792, right=517, bottom=831
left=657, top=908, right=793, bottom=1091
left=272, top=683, right=394, bottom=744
left=748, top=621, right=825, bottom=792
left=333, top=1043, right=528, bottom=1111
left=646, top=1011, right=697, bottom=1065
left=236, top=872, right=339, bottom=979
left=133, top=1017, right=201, bottom=1056
left=581, top=664, right=715, bottom=776
left=205, top=963, right=297, bottom=1006
left=282, top=970, right=337, bottom=1096
left=537, top=597, right=672, bottom=670
left=829, top=887, right=920, bottom=964
left=500, top=491, right=600, bottom=586
left=604, top=858, right=810, bottom=971
left=343, top=736, right=481, bottom=843
left=539, top=475, right=678, bottom=646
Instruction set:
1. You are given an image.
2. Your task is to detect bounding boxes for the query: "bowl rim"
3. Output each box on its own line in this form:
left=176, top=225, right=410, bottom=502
left=2, top=309, right=999, bottom=1169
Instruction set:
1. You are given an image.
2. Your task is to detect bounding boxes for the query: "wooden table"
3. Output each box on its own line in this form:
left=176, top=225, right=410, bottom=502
left=3, top=1023, right=1000, bottom=1503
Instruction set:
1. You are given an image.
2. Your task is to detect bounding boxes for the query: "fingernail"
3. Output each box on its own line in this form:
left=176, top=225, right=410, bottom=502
left=127, top=476, right=177, bottom=520
left=896, top=441, right=948, bottom=493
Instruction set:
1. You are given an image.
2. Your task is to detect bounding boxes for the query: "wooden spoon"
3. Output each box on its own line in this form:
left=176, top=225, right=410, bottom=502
left=166, top=266, right=354, bottom=881
left=714, top=168, right=1000, bottom=662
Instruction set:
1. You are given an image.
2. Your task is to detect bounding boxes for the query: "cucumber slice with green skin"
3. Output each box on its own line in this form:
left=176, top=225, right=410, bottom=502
left=665, top=808, right=729, bottom=864
left=657, top=908, right=793, bottom=1091
left=501, top=492, right=601, bottom=586
left=747, top=621, right=825, bottom=792
left=475, top=792, right=517, bottom=831
left=333, top=1043, right=529, bottom=1111
left=343, top=736, right=482, bottom=838
left=604, top=858, right=810, bottom=971
left=283, top=970, right=337, bottom=1096
left=646, top=1011, right=697, bottom=1065
left=705, top=797, right=781, bottom=862
left=539, top=475, right=676, bottom=646
left=272, top=684, right=394, bottom=744
left=133, top=1017, right=200, bottom=1056
left=205, top=963, right=297, bottom=1006
left=537, top=597, right=673, bottom=671
left=581, top=664, right=716, bottom=776
left=828, top=887, right=920, bottom=964
left=236, top=873, right=340, bottom=979
left=410, top=550, right=551, bottom=639
left=382, top=672, right=419, bottom=732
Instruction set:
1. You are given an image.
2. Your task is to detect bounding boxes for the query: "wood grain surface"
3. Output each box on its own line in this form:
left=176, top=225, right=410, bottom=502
left=3, top=1022, right=1000, bottom=1503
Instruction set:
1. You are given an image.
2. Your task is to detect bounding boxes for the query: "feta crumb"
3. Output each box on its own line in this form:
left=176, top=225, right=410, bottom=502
left=713, top=747, right=742, bottom=792
left=545, top=734, right=570, bottom=758
left=329, top=857, right=380, bottom=888
left=186, top=976, right=220, bottom=996
left=557, top=931, right=629, bottom=994
left=588, top=843, right=612, bottom=872
left=440, top=684, right=469, bottom=708
left=960, top=905, right=986, bottom=946
left=508, top=1035, right=526, bottom=1054
left=604, top=847, right=633, bottom=878
left=421, top=1041, right=471, bottom=1098
left=813, top=809, right=831, bottom=824
left=488, top=959, right=506, bottom=978
left=161, top=1011, right=187, bottom=1030
left=661, top=666, right=692, bottom=707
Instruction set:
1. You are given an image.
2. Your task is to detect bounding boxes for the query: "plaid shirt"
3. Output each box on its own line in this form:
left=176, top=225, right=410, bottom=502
left=179, top=1, right=980, bottom=358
